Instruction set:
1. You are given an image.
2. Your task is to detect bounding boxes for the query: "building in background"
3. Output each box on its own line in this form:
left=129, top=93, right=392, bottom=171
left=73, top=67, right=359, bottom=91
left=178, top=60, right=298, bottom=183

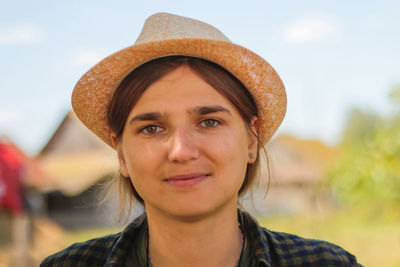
left=37, top=111, right=119, bottom=229
left=242, top=135, right=337, bottom=216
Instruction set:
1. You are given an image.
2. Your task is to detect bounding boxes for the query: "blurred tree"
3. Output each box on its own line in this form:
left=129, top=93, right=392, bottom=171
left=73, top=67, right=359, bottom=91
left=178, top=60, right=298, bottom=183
left=389, top=84, right=400, bottom=105
left=341, top=108, right=382, bottom=146
left=326, top=87, right=400, bottom=219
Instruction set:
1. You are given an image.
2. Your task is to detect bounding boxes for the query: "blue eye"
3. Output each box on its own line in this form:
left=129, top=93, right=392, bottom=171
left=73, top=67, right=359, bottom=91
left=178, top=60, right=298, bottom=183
left=200, top=119, right=220, bottom=128
left=141, top=125, right=163, bottom=135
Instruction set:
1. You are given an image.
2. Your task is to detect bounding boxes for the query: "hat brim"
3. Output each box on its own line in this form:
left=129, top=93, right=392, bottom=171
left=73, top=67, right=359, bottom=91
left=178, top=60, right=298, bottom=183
left=72, top=38, right=286, bottom=148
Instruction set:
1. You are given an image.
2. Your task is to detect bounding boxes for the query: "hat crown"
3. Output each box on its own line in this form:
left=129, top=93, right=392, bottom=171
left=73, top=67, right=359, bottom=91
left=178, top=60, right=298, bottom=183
left=135, top=13, right=231, bottom=45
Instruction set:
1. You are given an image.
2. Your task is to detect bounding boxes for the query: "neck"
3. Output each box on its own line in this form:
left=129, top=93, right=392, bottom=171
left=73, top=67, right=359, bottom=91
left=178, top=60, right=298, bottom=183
left=146, top=205, right=243, bottom=267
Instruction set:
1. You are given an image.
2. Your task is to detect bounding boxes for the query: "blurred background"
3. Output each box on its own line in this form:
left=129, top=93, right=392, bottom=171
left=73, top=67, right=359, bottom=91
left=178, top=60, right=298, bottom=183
left=0, top=0, right=399, bottom=266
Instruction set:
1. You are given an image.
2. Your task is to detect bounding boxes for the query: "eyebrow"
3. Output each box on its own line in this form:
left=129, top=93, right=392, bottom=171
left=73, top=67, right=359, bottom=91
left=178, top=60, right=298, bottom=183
left=129, top=112, right=164, bottom=124
left=190, top=105, right=232, bottom=116
left=128, top=105, right=232, bottom=124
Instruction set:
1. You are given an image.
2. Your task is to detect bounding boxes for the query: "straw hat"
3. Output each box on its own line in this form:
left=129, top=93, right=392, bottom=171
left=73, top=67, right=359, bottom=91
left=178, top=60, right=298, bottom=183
left=72, top=12, right=286, bottom=148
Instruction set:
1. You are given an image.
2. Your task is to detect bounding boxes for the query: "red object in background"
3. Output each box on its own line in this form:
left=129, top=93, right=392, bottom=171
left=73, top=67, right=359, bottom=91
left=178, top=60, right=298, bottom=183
left=0, top=142, right=24, bottom=214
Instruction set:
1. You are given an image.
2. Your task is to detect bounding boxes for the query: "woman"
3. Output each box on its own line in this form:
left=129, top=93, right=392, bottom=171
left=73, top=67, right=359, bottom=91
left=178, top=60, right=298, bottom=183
left=41, top=13, right=361, bottom=266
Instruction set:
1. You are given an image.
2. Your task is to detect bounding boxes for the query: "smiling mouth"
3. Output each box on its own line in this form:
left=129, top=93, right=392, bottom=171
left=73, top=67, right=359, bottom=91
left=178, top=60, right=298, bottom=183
left=164, top=173, right=210, bottom=187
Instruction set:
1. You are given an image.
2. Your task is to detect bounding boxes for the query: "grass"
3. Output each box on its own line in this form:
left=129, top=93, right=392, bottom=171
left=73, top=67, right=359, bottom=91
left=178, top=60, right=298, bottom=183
left=258, top=209, right=400, bottom=267
left=65, top=209, right=400, bottom=267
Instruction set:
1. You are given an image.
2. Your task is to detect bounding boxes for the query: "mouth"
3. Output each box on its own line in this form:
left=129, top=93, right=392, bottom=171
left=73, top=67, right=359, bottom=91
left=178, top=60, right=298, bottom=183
left=164, top=173, right=210, bottom=187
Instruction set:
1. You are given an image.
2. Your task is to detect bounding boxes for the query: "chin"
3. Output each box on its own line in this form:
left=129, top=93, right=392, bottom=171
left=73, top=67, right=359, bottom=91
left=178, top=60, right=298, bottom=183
left=157, top=197, right=237, bottom=222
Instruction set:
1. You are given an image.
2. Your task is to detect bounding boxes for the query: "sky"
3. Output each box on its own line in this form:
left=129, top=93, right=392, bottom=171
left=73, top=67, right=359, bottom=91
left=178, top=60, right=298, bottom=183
left=1, top=0, right=399, bottom=155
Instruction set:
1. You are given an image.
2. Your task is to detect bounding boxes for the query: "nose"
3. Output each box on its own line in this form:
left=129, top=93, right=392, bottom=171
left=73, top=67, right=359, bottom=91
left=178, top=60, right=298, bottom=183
left=167, top=127, right=199, bottom=162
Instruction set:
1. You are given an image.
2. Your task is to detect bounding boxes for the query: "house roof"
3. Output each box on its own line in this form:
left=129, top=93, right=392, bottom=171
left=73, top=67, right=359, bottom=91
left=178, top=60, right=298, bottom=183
left=39, top=111, right=111, bottom=156
left=265, top=135, right=337, bottom=185
left=38, top=151, right=118, bottom=196
left=37, top=112, right=118, bottom=196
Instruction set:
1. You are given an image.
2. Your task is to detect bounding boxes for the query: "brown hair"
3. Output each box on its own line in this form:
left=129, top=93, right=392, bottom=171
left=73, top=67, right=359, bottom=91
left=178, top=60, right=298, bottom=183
left=106, top=56, right=263, bottom=215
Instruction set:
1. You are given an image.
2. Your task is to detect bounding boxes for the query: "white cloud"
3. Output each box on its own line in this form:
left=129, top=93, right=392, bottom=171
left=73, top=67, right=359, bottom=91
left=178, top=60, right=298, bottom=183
left=68, top=48, right=106, bottom=68
left=282, top=15, right=339, bottom=43
left=0, top=24, right=45, bottom=45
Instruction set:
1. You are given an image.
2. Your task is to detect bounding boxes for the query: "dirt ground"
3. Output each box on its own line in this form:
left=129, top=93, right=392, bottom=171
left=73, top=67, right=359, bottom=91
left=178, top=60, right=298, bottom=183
left=0, top=216, right=67, bottom=267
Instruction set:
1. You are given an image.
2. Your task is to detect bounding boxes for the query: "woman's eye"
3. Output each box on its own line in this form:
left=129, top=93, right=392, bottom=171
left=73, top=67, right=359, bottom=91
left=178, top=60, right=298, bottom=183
left=200, top=119, right=220, bottom=128
left=141, top=125, right=162, bottom=135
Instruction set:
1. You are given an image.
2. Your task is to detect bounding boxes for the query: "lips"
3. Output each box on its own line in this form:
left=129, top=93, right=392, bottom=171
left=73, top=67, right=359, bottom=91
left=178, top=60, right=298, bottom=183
left=164, top=173, right=210, bottom=187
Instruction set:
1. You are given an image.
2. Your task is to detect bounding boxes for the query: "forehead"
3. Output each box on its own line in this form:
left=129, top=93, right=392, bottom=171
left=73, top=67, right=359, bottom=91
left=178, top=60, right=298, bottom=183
left=129, top=66, right=239, bottom=115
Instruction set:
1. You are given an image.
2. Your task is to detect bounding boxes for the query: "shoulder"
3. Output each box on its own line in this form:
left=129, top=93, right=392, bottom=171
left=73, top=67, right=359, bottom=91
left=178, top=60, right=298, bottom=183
left=239, top=210, right=361, bottom=266
left=262, top=228, right=361, bottom=266
left=40, top=214, right=147, bottom=267
left=40, top=233, right=122, bottom=267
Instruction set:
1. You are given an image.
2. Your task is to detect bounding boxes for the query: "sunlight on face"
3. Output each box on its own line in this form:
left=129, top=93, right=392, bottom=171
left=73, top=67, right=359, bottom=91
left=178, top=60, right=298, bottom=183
left=117, top=66, right=257, bottom=220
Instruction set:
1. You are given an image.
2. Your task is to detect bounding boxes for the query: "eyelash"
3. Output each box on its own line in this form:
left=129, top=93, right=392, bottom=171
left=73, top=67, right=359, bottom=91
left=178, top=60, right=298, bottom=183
left=199, top=118, right=221, bottom=128
left=138, top=118, right=221, bottom=136
left=139, top=125, right=163, bottom=135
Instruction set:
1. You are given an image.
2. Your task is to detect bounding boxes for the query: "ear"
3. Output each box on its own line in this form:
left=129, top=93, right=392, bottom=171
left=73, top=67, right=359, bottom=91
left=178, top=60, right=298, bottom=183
left=247, top=116, right=259, bottom=164
left=112, top=133, right=130, bottom=177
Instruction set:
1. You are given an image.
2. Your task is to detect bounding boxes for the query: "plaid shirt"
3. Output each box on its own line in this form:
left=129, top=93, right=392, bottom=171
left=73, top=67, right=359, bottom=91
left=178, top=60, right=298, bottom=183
left=40, top=210, right=361, bottom=267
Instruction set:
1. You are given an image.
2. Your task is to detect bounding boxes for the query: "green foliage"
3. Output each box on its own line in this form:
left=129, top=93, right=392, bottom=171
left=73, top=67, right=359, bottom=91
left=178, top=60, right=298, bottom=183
left=341, top=108, right=382, bottom=146
left=389, top=84, right=400, bottom=105
left=327, top=88, right=400, bottom=217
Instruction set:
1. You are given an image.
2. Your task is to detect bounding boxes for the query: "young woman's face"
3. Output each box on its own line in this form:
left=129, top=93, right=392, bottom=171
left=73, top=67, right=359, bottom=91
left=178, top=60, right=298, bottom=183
left=116, top=66, right=258, bottom=219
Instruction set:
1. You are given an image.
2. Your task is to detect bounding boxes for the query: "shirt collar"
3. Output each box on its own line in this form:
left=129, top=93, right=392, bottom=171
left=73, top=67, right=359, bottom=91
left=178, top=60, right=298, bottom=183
left=239, top=209, right=272, bottom=267
left=105, top=214, right=148, bottom=266
left=105, top=210, right=272, bottom=267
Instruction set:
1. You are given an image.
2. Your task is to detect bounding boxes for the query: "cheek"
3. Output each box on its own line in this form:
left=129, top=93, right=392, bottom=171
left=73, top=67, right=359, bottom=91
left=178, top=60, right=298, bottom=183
left=206, top=130, right=249, bottom=179
left=122, top=140, right=161, bottom=179
left=212, top=128, right=249, bottom=158
left=122, top=144, right=163, bottom=199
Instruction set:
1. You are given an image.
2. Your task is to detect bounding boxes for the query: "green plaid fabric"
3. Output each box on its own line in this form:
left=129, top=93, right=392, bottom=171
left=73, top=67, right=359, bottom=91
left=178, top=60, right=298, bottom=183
left=40, top=210, right=361, bottom=267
